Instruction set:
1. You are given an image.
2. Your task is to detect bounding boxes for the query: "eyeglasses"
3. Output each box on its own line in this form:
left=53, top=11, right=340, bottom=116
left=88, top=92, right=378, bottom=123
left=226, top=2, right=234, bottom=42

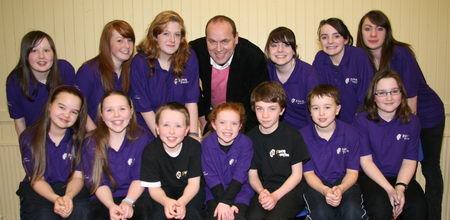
left=374, top=89, right=401, bottom=97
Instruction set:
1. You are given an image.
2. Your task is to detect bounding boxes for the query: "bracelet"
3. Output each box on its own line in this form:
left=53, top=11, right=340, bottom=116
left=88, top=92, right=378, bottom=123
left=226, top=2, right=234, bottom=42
left=395, top=182, right=408, bottom=189
left=122, top=197, right=135, bottom=205
left=189, top=132, right=199, bottom=137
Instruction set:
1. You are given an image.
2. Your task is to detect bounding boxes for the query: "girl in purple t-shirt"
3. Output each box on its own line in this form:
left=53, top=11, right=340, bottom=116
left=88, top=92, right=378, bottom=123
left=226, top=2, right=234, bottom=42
left=357, top=11, right=445, bottom=219
left=130, top=10, right=200, bottom=140
left=355, top=70, right=426, bottom=220
left=81, top=91, right=151, bottom=220
left=6, top=31, right=76, bottom=136
left=76, top=20, right=135, bottom=131
left=18, top=85, right=89, bottom=219
left=202, top=102, right=254, bottom=220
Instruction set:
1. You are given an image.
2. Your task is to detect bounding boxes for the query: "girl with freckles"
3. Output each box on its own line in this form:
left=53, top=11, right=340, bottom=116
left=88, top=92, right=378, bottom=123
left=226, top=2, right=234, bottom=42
left=312, top=18, right=374, bottom=123
left=17, top=85, right=89, bottom=219
left=202, top=103, right=254, bottom=220
left=76, top=20, right=136, bottom=131
left=130, top=10, right=200, bottom=141
left=7, top=31, right=76, bottom=136
left=354, top=70, right=427, bottom=220
left=81, top=91, right=152, bottom=220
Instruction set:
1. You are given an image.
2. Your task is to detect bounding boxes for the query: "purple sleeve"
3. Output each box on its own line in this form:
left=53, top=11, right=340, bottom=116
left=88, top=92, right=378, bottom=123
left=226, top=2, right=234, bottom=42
left=201, top=137, right=221, bottom=188
left=58, top=60, right=76, bottom=85
left=75, top=63, right=95, bottom=100
left=184, top=49, right=200, bottom=103
left=404, top=117, right=420, bottom=160
left=6, top=76, right=23, bottom=119
left=346, top=129, right=361, bottom=171
left=353, top=115, right=371, bottom=156
left=19, top=133, right=33, bottom=178
left=306, top=67, right=320, bottom=92
left=396, top=47, right=420, bottom=98
left=303, top=160, right=314, bottom=172
left=231, top=135, right=253, bottom=183
left=130, top=54, right=154, bottom=112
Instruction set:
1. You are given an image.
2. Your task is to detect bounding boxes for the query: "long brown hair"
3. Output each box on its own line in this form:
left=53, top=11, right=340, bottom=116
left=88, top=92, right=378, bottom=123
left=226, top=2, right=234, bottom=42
left=364, top=70, right=411, bottom=124
left=7, top=31, right=61, bottom=101
left=23, top=85, right=87, bottom=185
left=88, top=20, right=135, bottom=93
left=356, top=10, right=413, bottom=71
left=87, top=90, right=142, bottom=194
left=137, top=10, right=190, bottom=78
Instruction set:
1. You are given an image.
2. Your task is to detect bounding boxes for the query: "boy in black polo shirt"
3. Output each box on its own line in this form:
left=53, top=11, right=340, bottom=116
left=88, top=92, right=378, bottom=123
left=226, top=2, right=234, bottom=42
left=246, top=82, right=310, bottom=220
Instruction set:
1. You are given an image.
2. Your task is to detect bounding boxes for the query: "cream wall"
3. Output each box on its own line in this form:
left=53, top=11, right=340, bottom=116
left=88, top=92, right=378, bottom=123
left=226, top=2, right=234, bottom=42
left=1, top=0, right=449, bottom=219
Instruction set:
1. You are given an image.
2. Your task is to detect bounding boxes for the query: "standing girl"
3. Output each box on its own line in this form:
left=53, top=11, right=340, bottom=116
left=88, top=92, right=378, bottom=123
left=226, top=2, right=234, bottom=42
left=76, top=20, right=135, bottom=131
left=7, top=31, right=76, bottom=136
left=140, top=102, right=203, bottom=220
left=355, top=70, right=427, bottom=219
left=265, top=27, right=320, bottom=130
left=357, top=10, right=445, bottom=219
left=18, top=85, right=89, bottom=219
left=130, top=10, right=200, bottom=140
left=202, top=102, right=254, bottom=220
left=81, top=91, right=151, bottom=220
left=312, top=18, right=374, bottom=123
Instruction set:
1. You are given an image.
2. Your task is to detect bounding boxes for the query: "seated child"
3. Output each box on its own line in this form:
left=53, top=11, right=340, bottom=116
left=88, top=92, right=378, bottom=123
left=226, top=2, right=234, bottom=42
left=140, top=102, right=203, bottom=220
left=300, top=84, right=367, bottom=220
left=202, top=102, right=254, bottom=220
left=246, top=81, right=310, bottom=220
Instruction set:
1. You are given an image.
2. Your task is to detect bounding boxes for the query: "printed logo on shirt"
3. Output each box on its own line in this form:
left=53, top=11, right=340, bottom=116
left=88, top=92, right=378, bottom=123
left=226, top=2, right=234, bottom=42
left=203, top=171, right=209, bottom=176
left=176, top=170, right=188, bottom=179
left=133, top=95, right=141, bottom=100
left=290, top=98, right=305, bottom=105
left=174, top=78, right=189, bottom=85
left=62, top=153, right=73, bottom=160
left=127, top=158, right=135, bottom=166
left=23, top=157, right=30, bottom=163
left=336, top=147, right=350, bottom=155
left=269, top=149, right=290, bottom=158
left=345, top=78, right=358, bottom=84
left=396, top=134, right=410, bottom=141
left=229, top=158, right=237, bottom=165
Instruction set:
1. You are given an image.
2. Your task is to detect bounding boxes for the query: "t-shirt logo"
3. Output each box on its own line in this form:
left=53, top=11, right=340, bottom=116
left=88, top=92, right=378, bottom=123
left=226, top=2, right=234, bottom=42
left=396, top=134, right=410, bottom=141
left=345, top=77, right=358, bottom=84
left=176, top=170, right=188, bottom=179
left=336, top=147, right=349, bottom=155
left=174, top=78, right=189, bottom=85
left=290, top=98, right=305, bottom=105
left=127, top=158, right=134, bottom=166
left=62, top=153, right=73, bottom=160
left=229, top=158, right=237, bottom=165
left=269, top=149, right=290, bottom=158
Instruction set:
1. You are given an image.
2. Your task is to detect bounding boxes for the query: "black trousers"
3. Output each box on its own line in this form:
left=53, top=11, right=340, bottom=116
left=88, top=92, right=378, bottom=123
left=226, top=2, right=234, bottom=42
left=358, top=173, right=427, bottom=220
left=17, top=181, right=89, bottom=220
left=149, top=187, right=204, bottom=220
left=420, top=122, right=445, bottom=220
left=89, top=191, right=153, bottom=220
left=246, top=184, right=305, bottom=220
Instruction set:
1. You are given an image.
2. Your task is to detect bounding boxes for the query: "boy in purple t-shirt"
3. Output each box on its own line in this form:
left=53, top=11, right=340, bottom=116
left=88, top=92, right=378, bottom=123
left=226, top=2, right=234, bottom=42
left=300, top=84, right=366, bottom=220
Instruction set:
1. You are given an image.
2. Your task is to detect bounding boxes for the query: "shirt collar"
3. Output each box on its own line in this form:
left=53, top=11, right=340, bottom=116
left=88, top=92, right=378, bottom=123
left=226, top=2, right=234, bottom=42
left=210, top=54, right=234, bottom=70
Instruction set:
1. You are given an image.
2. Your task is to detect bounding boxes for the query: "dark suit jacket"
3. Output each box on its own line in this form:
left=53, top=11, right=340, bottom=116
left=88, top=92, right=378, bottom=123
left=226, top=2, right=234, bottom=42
left=190, top=37, right=269, bottom=132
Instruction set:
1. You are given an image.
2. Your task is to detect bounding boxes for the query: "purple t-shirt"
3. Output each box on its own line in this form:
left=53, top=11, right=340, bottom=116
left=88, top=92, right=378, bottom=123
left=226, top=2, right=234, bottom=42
left=81, top=131, right=151, bottom=198
left=354, top=112, right=420, bottom=177
left=201, top=132, right=254, bottom=205
left=6, top=59, right=76, bottom=127
left=20, top=129, right=74, bottom=184
left=389, top=46, right=445, bottom=128
left=268, top=58, right=320, bottom=130
left=130, top=49, right=200, bottom=137
left=313, top=45, right=374, bottom=123
left=75, top=59, right=123, bottom=122
left=300, top=120, right=360, bottom=184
